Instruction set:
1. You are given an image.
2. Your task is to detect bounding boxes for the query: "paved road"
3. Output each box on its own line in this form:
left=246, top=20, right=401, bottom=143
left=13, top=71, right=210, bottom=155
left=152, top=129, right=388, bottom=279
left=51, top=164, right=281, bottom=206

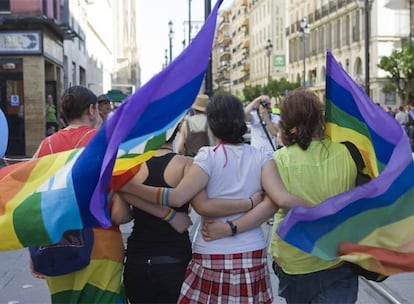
left=1, top=213, right=413, bottom=303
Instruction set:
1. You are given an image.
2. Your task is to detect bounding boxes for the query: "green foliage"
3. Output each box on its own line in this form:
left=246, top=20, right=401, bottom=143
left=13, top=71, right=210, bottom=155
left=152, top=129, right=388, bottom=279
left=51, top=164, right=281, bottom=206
left=242, top=77, right=300, bottom=102
left=378, top=43, right=414, bottom=104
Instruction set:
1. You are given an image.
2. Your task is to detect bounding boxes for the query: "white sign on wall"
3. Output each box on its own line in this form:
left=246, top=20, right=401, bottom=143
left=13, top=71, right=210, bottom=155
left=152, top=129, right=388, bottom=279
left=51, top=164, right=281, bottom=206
left=0, top=31, right=42, bottom=54
left=10, top=95, right=19, bottom=106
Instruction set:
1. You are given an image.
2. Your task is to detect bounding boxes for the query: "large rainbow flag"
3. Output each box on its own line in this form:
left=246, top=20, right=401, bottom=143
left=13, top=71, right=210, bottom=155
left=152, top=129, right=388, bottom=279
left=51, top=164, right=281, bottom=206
left=277, top=51, right=414, bottom=276
left=0, top=0, right=224, bottom=251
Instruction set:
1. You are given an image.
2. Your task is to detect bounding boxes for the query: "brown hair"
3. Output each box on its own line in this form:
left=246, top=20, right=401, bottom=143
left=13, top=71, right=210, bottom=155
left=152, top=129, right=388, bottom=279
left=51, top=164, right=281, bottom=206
left=279, top=88, right=324, bottom=150
left=61, top=86, right=97, bottom=121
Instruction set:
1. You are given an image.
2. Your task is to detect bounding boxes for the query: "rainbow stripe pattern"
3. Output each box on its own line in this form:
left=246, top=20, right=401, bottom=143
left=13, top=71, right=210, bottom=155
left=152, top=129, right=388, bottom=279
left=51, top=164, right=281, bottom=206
left=0, top=0, right=224, bottom=251
left=277, top=51, right=414, bottom=276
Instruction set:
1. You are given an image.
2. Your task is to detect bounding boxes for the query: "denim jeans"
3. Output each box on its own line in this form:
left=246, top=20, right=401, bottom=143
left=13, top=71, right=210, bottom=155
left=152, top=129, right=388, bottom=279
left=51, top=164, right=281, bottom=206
left=273, top=261, right=358, bottom=304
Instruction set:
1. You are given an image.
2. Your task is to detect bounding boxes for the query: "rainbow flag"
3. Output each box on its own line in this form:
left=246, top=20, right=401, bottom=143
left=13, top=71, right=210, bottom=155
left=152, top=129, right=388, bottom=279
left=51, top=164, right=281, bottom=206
left=277, top=51, right=414, bottom=276
left=0, top=0, right=224, bottom=251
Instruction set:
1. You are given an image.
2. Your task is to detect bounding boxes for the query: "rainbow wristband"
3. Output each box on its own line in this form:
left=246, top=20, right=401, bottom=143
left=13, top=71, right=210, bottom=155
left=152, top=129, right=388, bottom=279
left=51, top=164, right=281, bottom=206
left=157, top=187, right=169, bottom=206
left=162, top=209, right=177, bottom=222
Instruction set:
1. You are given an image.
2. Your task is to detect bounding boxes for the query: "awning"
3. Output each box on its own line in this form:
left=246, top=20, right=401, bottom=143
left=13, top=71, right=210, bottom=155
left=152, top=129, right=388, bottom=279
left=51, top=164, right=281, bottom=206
left=106, top=89, right=128, bottom=102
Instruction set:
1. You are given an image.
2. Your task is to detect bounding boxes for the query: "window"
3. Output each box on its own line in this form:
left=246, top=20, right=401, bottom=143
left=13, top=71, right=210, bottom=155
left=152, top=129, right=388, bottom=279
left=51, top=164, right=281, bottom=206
left=336, top=20, right=341, bottom=48
left=72, top=62, right=76, bottom=85
left=345, top=15, right=350, bottom=45
left=79, top=67, right=86, bottom=86
left=352, top=11, right=360, bottom=42
left=0, top=0, right=10, bottom=11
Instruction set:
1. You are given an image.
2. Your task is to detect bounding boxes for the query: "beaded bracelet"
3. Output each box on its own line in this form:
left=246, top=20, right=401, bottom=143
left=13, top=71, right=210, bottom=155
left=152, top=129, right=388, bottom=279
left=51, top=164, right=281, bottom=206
left=162, top=208, right=177, bottom=223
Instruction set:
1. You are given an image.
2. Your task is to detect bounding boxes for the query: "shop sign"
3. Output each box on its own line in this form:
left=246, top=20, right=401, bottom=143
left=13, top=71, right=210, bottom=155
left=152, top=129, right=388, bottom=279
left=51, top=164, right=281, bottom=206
left=0, top=31, right=42, bottom=54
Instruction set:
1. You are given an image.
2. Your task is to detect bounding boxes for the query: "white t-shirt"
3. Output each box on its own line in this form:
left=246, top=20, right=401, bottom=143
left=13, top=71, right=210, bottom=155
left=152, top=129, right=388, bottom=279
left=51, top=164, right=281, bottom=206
left=192, top=143, right=272, bottom=254
left=249, top=111, right=280, bottom=154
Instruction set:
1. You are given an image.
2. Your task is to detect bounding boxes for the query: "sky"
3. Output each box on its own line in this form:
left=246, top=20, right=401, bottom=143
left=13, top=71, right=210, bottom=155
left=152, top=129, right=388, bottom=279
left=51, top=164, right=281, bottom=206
left=137, top=0, right=233, bottom=85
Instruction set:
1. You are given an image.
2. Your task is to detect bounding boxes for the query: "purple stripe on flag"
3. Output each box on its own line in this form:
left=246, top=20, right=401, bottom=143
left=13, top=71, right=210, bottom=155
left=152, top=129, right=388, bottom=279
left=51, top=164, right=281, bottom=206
left=88, top=0, right=224, bottom=226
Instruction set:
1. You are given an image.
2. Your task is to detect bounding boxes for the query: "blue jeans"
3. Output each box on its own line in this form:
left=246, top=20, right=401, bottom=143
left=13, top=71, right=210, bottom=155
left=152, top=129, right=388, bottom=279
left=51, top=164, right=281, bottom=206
left=273, top=261, right=358, bottom=304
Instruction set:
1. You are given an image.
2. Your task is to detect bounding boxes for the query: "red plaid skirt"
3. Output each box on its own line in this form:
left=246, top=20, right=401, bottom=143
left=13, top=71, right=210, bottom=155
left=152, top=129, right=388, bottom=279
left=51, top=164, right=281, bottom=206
left=178, top=249, right=273, bottom=304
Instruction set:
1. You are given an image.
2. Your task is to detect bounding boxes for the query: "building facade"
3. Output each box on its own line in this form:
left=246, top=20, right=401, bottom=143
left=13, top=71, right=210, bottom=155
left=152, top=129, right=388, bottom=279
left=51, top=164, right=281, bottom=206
left=0, top=0, right=67, bottom=156
left=212, top=0, right=411, bottom=107
left=0, top=0, right=140, bottom=157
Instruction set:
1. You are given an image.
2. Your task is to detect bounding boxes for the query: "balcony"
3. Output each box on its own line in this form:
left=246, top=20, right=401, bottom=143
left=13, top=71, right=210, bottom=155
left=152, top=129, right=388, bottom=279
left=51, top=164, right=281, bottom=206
left=218, top=11, right=230, bottom=30
left=219, top=48, right=231, bottom=61
left=218, top=61, right=230, bottom=72
left=217, top=31, right=232, bottom=46
left=242, top=17, right=249, bottom=28
left=242, top=62, right=250, bottom=72
left=242, top=38, right=250, bottom=49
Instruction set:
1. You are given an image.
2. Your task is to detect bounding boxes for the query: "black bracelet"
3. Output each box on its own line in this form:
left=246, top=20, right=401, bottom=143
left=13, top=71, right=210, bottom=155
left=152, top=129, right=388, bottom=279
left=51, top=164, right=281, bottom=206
left=226, top=220, right=237, bottom=236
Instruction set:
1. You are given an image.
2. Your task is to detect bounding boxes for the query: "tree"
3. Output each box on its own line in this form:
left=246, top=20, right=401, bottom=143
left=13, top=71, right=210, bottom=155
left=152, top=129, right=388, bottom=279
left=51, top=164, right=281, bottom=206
left=378, top=43, right=414, bottom=105
left=242, top=78, right=300, bottom=103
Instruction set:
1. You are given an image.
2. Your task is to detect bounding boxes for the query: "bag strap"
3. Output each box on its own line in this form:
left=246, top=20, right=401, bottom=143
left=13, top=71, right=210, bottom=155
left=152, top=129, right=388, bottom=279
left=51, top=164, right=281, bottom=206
left=47, top=136, right=53, bottom=154
left=74, top=129, right=95, bottom=148
left=47, top=128, right=94, bottom=153
left=341, top=141, right=365, bottom=171
left=256, top=109, right=276, bottom=151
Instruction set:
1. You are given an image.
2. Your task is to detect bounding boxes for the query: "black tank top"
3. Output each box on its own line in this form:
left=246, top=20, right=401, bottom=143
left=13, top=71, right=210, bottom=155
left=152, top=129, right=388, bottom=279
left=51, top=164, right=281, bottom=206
left=126, top=153, right=192, bottom=259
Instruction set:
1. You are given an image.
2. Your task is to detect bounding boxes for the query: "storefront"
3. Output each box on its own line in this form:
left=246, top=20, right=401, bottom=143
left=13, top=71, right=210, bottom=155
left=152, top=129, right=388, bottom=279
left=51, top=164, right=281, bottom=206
left=0, top=30, right=64, bottom=156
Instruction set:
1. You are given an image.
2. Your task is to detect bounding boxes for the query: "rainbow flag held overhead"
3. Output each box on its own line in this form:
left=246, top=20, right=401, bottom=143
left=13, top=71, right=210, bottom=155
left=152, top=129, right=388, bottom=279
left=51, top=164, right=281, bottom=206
left=277, top=51, right=414, bottom=276
left=0, top=0, right=224, bottom=251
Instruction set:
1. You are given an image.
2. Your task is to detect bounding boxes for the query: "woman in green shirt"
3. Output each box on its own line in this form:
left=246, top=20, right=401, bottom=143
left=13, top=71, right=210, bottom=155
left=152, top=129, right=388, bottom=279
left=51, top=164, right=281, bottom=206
left=201, top=89, right=359, bottom=304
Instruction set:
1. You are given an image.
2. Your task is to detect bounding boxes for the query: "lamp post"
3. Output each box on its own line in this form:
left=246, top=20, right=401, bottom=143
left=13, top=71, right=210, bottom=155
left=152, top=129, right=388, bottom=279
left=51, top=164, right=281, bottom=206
left=299, top=17, right=310, bottom=87
left=164, top=49, right=168, bottom=68
left=265, top=39, right=273, bottom=82
left=411, top=0, right=414, bottom=43
left=204, top=0, right=213, bottom=97
left=168, top=20, right=174, bottom=63
left=358, top=0, right=373, bottom=96
left=188, top=0, right=192, bottom=45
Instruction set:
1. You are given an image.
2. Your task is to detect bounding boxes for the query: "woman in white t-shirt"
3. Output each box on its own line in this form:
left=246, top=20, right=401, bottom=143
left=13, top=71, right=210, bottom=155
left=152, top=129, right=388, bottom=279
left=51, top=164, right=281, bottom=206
left=120, top=93, right=310, bottom=304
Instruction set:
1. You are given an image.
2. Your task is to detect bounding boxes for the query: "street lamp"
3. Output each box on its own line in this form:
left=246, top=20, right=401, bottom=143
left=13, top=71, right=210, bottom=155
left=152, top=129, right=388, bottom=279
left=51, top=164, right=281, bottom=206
left=164, top=49, right=168, bottom=68
left=265, top=39, right=273, bottom=82
left=168, top=20, right=174, bottom=63
left=188, top=0, right=192, bottom=46
left=299, top=17, right=310, bottom=87
left=204, top=0, right=213, bottom=97
left=358, top=0, right=373, bottom=96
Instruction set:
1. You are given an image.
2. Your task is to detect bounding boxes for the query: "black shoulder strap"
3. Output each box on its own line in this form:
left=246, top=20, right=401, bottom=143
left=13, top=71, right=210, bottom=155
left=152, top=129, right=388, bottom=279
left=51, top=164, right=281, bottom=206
left=256, top=108, right=276, bottom=151
left=341, top=141, right=365, bottom=171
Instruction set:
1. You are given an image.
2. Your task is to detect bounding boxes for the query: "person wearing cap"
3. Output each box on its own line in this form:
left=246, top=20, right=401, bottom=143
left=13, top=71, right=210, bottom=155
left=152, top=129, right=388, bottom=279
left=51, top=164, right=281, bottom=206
left=176, top=94, right=215, bottom=156
left=97, top=94, right=113, bottom=121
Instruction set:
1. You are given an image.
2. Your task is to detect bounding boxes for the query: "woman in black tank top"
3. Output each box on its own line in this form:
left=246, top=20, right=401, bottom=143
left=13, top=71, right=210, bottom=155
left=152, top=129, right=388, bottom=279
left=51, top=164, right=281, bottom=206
left=112, top=127, right=193, bottom=304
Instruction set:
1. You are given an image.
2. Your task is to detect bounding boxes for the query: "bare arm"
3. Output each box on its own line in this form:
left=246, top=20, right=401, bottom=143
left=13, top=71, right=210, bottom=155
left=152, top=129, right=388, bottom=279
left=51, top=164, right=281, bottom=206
left=244, top=96, right=262, bottom=121
left=110, top=192, right=133, bottom=225
left=201, top=196, right=278, bottom=240
left=118, top=192, right=192, bottom=233
left=259, top=106, right=279, bottom=137
left=176, top=120, right=187, bottom=155
left=190, top=190, right=263, bottom=217
left=121, top=162, right=209, bottom=207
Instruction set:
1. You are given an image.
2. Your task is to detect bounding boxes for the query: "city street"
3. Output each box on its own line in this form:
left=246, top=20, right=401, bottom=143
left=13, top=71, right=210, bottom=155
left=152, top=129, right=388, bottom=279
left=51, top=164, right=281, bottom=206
left=1, top=213, right=414, bottom=303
